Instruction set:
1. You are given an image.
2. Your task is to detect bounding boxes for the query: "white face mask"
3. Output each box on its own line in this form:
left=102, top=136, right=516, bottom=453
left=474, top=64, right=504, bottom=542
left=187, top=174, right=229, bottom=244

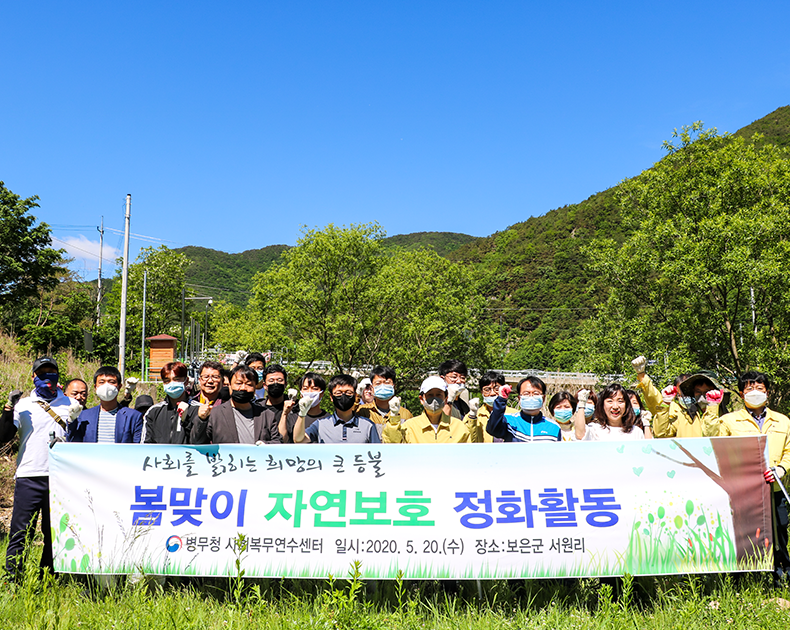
left=744, top=390, right=768, bottom=409
left=422, top=397, right=443, bottom=412
left=301, top=391, right=322, bottom=408
left=96, top=383, right=119, bottom=402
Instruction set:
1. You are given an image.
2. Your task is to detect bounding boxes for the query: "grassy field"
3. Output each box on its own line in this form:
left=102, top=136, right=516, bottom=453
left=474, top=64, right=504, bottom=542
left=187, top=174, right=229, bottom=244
left=2, top=538, right=790, bottom=629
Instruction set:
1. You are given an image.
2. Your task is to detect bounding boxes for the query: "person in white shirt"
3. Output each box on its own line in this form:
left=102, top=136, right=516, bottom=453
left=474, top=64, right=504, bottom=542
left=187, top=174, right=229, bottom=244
left=0, top=356, right=80, bottom=579
left=575, top=384, right=645, bottom=441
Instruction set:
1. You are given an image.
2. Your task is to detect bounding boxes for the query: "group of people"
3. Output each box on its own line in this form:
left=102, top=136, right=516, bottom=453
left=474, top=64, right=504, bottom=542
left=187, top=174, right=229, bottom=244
left=2, top=352, right=789, bottom=584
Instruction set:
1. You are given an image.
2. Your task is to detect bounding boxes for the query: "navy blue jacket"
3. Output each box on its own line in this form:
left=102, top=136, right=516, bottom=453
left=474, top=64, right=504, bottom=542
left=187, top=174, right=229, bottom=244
left=68, top=405, right=144, bottom=443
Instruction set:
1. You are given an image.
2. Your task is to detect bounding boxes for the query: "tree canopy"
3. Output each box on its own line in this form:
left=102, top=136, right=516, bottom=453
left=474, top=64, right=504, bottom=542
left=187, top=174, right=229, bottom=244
left=212, top=223, right=498, bottom=386
left=579, top=123, right=790, bottom=404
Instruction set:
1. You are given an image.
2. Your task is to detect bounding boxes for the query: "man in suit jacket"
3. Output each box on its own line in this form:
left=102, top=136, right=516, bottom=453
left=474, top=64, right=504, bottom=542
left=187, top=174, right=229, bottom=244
left=192, top=364, right=282, bottom=444
left=68, top=366, right=143, bottom=443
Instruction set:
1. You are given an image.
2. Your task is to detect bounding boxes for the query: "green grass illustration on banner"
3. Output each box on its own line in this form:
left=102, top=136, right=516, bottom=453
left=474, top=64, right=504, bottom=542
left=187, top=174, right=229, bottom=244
left=624, top=500, right=769, bottom=574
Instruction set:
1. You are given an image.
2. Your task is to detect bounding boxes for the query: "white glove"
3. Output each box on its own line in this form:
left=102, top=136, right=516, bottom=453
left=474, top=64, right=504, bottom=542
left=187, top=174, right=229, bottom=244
left=356, top=378, right=372, bottom=397
left=236, top=350, right=249, bottom=363
left=177, top=401, right=189, bottom=423
left=447, top=383, right=466, bottom=403
left=388, top=396, right=401, bottom=415
left=67, top=399, right=82, bottom=421
left=124, top=377, right=139, bottom=398
left=287, top=388, right=298, bottom=401
left=467, top=397, right=481, bottom=419
left=298, top=395, right=313, bottom=417
left=577, top=389, right=590, bottom=406
left=641, top=410, right=652, bottom=428
left=631, top=356, right=647, bottom=374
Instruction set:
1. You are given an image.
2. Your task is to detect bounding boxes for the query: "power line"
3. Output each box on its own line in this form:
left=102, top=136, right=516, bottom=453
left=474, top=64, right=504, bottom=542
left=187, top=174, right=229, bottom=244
left=105, top=227, right=183, bottom=246
left=50, top=236, right=119, bottom=264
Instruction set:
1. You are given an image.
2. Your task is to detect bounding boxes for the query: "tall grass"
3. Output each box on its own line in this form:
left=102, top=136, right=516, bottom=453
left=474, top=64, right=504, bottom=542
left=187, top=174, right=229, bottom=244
left=3, top=537, right=790, bottom=629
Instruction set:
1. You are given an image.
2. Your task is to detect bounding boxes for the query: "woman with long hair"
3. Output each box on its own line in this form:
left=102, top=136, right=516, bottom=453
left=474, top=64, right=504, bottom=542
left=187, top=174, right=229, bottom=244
left=574, top=383, right=645, bottom=441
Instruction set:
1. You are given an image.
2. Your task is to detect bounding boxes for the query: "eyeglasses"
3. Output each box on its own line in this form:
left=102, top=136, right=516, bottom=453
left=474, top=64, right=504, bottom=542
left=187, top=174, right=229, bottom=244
left=200, top=375, right=221, bottom=382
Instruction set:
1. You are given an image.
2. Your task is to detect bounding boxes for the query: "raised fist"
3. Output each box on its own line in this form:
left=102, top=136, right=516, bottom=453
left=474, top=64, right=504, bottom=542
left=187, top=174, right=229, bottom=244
left=706, top=389, right=723, bottom=405
left=499, top=384, right=512, bottom=399
left=661, top=385, right=677, bottom=404
left=631, top=356, right=647, bottom=374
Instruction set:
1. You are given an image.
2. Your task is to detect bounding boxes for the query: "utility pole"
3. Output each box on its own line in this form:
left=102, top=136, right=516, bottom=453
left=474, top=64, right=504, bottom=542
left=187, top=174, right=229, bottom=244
left=96, top=216, right=104, bottom=323
left=141, top=268, right=147, bottom=381
left=118, top=194, right=131, bottom=379
left=181, top=286, right=185, bottom=361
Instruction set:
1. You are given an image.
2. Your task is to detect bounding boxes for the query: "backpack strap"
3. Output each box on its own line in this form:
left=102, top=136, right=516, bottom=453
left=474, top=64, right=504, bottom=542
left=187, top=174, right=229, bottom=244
left=35, top=400, right=67, bottom=430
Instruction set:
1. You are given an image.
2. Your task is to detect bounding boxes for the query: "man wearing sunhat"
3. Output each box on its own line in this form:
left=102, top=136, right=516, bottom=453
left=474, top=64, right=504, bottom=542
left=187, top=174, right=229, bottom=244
left=382, top=375, right=472, bottom=443
left=631, top=356, right=725, bottom=438
left=0, top=357, right=81, bottom=579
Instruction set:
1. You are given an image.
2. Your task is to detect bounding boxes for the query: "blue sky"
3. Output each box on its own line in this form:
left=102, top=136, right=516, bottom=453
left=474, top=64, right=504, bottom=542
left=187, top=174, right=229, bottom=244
left=2, top=1, right=788, bottom=279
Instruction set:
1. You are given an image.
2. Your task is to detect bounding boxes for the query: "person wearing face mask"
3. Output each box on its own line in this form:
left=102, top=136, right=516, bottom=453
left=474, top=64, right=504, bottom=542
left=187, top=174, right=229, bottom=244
left=141, top=362, right=201, bottom=444
left=464, top=371, right=515, bottom=443
left=67, top=366, right=143, bottom=443
left=547, top=391, right=578, bottom=442
left=292, top=374, right=380, bottom=444
left=192, top=365, right=283, bottom=444
left=280, top=372, right=330, bottom=442
left=2, top=357, right=79, bottom=580
left=244, top=352, right=267, bottom=400
left=631, top=356, right=723, bottom=439
left=383, top=376, right=470, bottom=444
left=703, top=371, right=790, bottom=585
left=624, top=389, right=653, bottom=439
left=439, top=359, right=471, bottom=420
left=575, top=384, right=645, bottom=441
left=486, top=376, right=560, bottom=443
left=357, top=366, right=413, bottom=431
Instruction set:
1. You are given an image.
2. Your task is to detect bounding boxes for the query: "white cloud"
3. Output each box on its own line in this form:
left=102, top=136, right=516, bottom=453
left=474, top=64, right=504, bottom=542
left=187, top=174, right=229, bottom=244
left=59, top=235, right=120, bottom=264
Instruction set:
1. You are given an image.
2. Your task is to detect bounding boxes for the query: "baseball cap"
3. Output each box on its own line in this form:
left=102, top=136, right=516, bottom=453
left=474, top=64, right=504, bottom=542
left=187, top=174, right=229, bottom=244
left=420, top=375, right=448, bottom=394
left=134, top=395, right=154, bottom=413
left=32, top=356, right=59, bottom=372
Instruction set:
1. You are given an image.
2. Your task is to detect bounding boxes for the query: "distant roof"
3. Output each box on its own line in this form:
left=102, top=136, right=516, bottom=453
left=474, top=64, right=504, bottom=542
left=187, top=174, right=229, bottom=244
left=146, top=334, right=178, bottom=341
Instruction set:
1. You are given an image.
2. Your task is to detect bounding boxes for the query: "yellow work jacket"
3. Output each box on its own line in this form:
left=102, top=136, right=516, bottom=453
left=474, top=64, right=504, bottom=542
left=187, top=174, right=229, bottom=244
left=703, top=407, right=790, bottom=492
left=637, top=374, right=719, bottom=439
left=464, top=404, right=519, bottom=443
left=357, top=402, right=413, bottom=425
left=382, top=412, right=471, bottom=444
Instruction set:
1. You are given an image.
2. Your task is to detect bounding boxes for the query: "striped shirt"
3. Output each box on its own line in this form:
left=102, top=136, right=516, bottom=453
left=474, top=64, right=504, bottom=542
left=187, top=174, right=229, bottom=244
left=97, top=407, right=119, bottom=443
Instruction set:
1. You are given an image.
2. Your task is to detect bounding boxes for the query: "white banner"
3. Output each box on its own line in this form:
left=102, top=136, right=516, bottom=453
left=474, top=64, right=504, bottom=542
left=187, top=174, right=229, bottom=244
left=49, top=437, right=773, bottom=579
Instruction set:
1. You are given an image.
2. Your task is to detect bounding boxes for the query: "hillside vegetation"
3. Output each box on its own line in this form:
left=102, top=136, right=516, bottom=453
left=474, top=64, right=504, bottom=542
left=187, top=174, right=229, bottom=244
left=170, top=107, right=790, bottom=371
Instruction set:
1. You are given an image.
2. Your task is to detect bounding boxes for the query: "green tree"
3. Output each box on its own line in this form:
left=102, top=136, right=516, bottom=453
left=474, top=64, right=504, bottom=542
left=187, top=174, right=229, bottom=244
left=0, top=181, right=65, bottom=327
left=95, top=246, right=192, bottom=369
left=579, top=123, right=790, bottom=405
left=18, top=269, right=94, bottom=354
left=213, top=223, right=497, bottom=387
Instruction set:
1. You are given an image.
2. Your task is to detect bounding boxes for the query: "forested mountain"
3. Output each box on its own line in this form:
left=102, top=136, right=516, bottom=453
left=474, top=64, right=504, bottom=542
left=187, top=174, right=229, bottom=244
left=176, top=233, right=477, bottom=304
left=448, top=106, right=790, bottom=371
left=176, top=107, right=790, bottom=367
left=175, top=244, right=289, bottom=305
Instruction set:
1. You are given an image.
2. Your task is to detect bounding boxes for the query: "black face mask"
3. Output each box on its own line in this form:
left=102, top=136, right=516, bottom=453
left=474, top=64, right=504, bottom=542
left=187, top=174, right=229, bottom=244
left=231, top=389, right=255, bottom=404
left=267, top=383, right=285, bottom=399
left=219, top=386, right=231, bottom=402
left=332, top=393, right=356, bottom=412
